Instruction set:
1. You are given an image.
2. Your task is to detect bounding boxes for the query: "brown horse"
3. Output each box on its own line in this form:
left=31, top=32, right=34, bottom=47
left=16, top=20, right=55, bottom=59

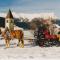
left=1, top=29, right=24, bottom=48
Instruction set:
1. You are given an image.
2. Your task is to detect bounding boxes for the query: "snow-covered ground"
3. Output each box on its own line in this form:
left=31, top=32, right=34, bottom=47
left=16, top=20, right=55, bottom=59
left=0, top=30, right=60, bottom=60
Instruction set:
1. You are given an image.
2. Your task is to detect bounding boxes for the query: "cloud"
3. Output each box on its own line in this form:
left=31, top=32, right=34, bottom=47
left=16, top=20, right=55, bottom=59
left=0, top=0, right=60, bottom=17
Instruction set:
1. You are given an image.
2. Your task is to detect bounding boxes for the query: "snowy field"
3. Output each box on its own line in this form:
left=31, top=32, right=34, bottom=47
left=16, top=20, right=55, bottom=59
left=0, top=30, right=60, bottom=60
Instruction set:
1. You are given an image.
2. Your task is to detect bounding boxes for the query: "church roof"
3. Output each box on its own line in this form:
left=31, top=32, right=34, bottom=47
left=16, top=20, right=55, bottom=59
left=6, top=9, right=13, bottom=19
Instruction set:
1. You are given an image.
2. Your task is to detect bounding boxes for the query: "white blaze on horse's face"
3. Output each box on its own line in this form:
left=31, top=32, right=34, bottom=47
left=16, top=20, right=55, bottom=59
left=6, top=31, right=10, bottom=37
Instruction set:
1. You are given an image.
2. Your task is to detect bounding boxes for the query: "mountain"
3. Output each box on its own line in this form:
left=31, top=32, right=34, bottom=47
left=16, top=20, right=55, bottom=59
left=0, top=17, right=5, bottom=27
left=56, top=19, right=60, bottom=26
left=0, top=12, right=57, bottom=21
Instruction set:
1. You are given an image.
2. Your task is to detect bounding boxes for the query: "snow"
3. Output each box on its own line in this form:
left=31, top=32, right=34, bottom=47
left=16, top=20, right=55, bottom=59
left=0, top=30, right=60, bottom=60
left=0, top=12, right=57, bottom=21
left=24, top=30, right=34, bottom=39
left=53, top=24, right=60, bottom=28
left=14, top=26, right=24, bottom=30
left=18, top=13, right=57, bottom=21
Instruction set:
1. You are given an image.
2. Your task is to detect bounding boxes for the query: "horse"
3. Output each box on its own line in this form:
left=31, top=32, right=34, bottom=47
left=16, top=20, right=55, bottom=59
left=1, top=29, right=24, bottom=48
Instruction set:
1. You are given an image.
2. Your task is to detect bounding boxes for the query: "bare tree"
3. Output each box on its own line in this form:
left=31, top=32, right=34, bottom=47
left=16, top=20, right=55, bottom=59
left=30, top=18, right=43, bottom=30
left=23, top=18, right=29, bottom=22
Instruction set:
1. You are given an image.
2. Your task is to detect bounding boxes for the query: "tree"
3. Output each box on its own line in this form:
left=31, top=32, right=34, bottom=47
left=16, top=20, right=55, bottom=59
left=23, top=18, right=29, bottom=22
left=30, top=18, right=43, bottom=30
left=19, top=17, right=24, bottom=22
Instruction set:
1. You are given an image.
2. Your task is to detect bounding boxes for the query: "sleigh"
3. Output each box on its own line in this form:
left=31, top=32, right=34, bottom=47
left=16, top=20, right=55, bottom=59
left=34, top=28, right=59, bottom=47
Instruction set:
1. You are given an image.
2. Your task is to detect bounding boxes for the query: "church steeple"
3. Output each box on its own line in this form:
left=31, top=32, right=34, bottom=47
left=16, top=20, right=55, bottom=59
left=6, top=9, right=13, bottom=19
left=5, top=9, right=14, bottom=30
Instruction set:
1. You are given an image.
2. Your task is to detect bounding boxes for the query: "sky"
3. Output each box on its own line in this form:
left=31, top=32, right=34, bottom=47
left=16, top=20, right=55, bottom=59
left=0, top=0, right=60, bottom=18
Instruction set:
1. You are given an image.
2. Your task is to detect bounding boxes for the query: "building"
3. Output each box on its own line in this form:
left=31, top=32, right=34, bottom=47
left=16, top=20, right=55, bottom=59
left=5, top=9, right=14, bottom=30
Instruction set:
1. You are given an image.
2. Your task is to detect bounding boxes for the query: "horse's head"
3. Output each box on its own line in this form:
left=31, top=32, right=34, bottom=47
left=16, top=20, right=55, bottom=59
left=1, top=31, right=11, bottom=40
left=1, top=31, right=6, bottom=37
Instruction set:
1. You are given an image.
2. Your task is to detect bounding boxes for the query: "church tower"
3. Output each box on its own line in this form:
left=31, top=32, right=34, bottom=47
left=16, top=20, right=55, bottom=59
left=5, top=9, right=14, bottom=31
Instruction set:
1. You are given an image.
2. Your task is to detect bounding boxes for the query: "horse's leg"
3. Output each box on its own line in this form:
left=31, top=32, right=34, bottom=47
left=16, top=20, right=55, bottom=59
left=7, top=40, right=10, bottom=48
left=17, top=39, right=20, bottom=46
left=5, top=40, right=8, bottom=48
left=20, top=38, right=24, bottom=48
left=18, top=38, right=24, bottom=48
left=5, top=40, right=10, bottom=48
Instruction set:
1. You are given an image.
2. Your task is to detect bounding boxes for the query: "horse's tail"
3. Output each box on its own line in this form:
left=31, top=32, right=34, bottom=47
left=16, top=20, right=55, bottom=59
left=0, top=28, right=2, bottom=35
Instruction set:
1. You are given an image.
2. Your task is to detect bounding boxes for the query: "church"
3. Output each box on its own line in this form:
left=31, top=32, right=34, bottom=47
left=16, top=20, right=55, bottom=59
left=0, top=9, right=31, bottom=30
left=0, top=9, right=14, bottom=30
left=5, top=9, right=14, bottom=30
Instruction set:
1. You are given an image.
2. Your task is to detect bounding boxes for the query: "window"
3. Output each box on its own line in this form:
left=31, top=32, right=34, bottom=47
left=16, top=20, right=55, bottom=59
left=7, top=20, right=8, bottom=23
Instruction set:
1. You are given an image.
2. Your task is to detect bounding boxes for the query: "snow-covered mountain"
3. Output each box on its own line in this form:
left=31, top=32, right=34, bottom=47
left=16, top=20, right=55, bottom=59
left=0, top=12, right=57, bottom=21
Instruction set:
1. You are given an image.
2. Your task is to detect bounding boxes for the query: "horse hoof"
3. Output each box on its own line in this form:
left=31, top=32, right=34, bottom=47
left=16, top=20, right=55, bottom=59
left=21, top=46, right=24, bottom=48
left=6, top=45, right=10, bottom=48
left=17, top=44, right=19, bottom=46
left=6, top=47, right=9, bottom=48
left=19, top=45, right=24, bottom=48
